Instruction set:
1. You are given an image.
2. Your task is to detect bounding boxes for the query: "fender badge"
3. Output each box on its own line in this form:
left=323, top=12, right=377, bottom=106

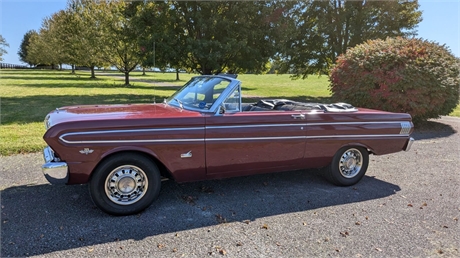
left=181, top=151, right=192, bottom=158
left=79, top=148, right=94, bottom=155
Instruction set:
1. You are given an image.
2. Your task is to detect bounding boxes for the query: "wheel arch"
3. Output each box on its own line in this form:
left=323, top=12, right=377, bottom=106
left=340, top=142, right=374, bottom=155
left=93, top=147, right=175, bottom=182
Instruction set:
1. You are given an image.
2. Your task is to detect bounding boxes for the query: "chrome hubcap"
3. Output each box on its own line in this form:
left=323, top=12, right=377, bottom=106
left=105, top=165, right=148, bottom=205
left=338, top=148, right=363, bottom=178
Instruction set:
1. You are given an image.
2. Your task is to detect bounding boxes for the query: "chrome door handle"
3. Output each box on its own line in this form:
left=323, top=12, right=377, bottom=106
left=291, top=114, right=305, bottom=120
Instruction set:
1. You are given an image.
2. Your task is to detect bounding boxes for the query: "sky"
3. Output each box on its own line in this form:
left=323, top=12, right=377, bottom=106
left=0, top=0, right=459, bottom=65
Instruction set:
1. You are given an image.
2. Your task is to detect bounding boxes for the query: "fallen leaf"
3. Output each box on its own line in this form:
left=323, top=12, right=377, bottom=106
left=453, top=217, right=458, bottom=221
left=199, top=186, right=214, bottom=193
left=324, top=237, right=330, bottom=242
left=443, top=225, right=449, bottom=228
left=242, top=220, right=250, bottom=224
left=355, top=221, right=361, bottom=225
left=276, top=242, right=281, bottom=246
left=437, top=249, right=444, bottom=254
left=261, top=224, right=269, bottom=230
left=120, top=246, right=123, bottom=250
left=158, top=243, right=165, bottom=249
left=340, top=231, right=349, bottom=237
left=182, top=195, right=197, bottom=205
left=216, top=214, right=227, bottom=224
left=365, top=216, right=369, bottom=220
left=219, top=249, right=227, bottom=255
left=175, top=233, right=179, bottom=237
left=375, top=248, right=382, bottom=252
left=303, top=222, right=307, bottom=226
left=172, top=248, right=177, bottom=252
left=407, top=204, right=413, bottom=207
left=88, top=248, right=94, bottom=253
left=335, top=249, right=340, bottom=252
left=236, top=242, right=243, bottom=246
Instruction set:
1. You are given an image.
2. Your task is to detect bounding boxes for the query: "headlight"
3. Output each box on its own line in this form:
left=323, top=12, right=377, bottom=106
left=44, top=114, right=51, bottom=130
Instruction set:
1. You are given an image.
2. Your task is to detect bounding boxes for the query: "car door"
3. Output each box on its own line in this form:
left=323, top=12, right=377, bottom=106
left=205, top=93, right=307, bottom=177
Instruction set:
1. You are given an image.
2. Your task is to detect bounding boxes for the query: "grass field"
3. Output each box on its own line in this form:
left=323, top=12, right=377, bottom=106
left=0, top=69, right=459, bottom=156
left=0, top=69, right=331, bottom=155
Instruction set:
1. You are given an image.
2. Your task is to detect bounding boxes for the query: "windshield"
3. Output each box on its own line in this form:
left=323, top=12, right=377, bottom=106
left=167, top=76, right=232, bottom=110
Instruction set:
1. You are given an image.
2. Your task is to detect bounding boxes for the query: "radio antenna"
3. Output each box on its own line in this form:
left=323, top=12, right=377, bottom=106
left=153, top=40, right=156, bottom=104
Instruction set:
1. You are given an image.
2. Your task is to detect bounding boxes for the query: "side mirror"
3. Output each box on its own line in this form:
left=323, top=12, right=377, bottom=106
left=219, top=104, right=226, bottom=114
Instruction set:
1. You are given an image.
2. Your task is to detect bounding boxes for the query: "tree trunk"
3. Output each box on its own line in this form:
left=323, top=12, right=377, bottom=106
left=71, top=64, right=75, bottom=74
left=142, top=67, right=146, bottom=76
left=176, top=69, right=180, bottom=81
left=124, top=72, right=130, bottom=85
left=90, top=66, right=96, bottom=79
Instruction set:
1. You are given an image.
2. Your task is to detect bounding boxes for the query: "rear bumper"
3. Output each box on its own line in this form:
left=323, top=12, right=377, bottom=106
left=42, top=146, right=68, bottom=184
left=404, top=137, right=415, bottom=152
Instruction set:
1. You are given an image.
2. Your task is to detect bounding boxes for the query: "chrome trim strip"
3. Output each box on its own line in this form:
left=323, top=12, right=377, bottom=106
left=206, top=124, right=305, bottom=129
left=59, top=121, right=412, bottom=144
left=59, top=127, right=205, bottom=143
left=60, top=138, right=204, bottom=144
left=305, top=134, right=409, bottom=139
left=306, top=121, right=407, bottom=126
left=60, top=121, right=408, bottom=142
left=206, top=121, right=406, bottom=130
left=60, top=134, right=409, bottom=144
left=206, top=136, right=306, bottom=141
left=61, top=127, right=205, bottom=137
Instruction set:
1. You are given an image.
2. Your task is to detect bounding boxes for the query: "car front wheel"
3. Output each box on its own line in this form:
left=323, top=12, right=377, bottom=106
left=89, top=153, right=161, bottom=215
left=326, top=146, right=369, bottom=186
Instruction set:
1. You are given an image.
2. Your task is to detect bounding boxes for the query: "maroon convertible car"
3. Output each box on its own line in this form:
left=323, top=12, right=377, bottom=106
left=42, top=74, right=414, bottom=215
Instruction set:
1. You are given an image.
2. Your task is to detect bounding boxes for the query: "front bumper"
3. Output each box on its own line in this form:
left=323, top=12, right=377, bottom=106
left=42, top=146, right=68, bottom=184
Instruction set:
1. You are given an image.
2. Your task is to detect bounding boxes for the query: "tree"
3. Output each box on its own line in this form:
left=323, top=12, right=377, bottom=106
left=63, top=0, right=109, bottom=77
left=149, top=1, right=287, bottom=75
left=95, top=0, right=144, bottom=85
left=278, top=0, right=422, bottom=78
left=135, top=1, right=188, bottom=80
left=26, top=12, right=70, bottom=69
left=18, top=30, right=38, bottom=66
left=0, top=35, right=9, bottom=62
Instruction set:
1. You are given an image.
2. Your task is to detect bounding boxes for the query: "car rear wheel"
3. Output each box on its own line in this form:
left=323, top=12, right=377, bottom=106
left=325, top=146, right=369, bottom=186
left=89, top=153, right=161, bottom=215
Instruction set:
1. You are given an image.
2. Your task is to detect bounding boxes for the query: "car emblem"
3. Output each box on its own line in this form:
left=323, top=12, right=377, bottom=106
left=79, top=148, right=94, bottom=155
left=181, top=151, right=192, bottom=158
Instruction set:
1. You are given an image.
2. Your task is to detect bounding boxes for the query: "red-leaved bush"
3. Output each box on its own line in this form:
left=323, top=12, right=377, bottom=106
left=329, top=37, right=459, bottom=122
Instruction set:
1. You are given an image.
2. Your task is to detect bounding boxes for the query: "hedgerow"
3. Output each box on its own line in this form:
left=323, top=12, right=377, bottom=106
left=329, top=37, right=460, bottom=122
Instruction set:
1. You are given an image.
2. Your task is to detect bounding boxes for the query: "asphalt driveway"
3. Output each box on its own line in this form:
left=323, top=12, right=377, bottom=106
left=1, top=117, right=459, bottom=257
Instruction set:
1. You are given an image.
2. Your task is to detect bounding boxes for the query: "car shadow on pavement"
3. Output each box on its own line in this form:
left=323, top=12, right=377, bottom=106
left=0, top=169, right=400, bottom=257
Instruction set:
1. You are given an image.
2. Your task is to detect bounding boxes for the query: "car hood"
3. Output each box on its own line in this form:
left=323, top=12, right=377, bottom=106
left=44, top=103, right=201, bottom=129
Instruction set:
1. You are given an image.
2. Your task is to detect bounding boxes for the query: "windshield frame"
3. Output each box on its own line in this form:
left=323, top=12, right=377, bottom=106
left=166, top=75, right=241, bottom=114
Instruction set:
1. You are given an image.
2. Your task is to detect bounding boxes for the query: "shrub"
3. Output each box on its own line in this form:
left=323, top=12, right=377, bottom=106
left=329, top=37, right=460, bottom=122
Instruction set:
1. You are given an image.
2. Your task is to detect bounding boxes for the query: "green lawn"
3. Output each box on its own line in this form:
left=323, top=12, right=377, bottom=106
left=0, top=69, right=459, bottom=156
left=0, top=69, right=331, bottom=155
